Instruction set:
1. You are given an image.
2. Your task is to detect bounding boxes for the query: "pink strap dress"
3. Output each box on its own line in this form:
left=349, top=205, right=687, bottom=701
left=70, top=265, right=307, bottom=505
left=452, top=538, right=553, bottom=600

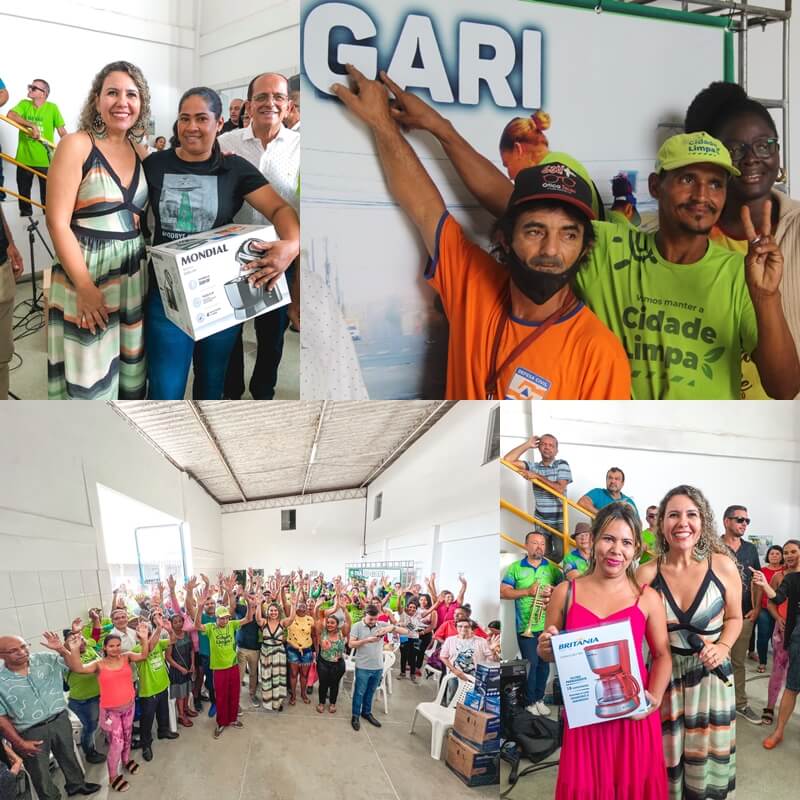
left=555, top=581, right=667, bottom=800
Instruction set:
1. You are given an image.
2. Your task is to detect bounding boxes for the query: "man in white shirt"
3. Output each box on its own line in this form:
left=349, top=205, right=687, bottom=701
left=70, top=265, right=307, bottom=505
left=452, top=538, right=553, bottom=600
left=219, top=73, right=300, bottom=400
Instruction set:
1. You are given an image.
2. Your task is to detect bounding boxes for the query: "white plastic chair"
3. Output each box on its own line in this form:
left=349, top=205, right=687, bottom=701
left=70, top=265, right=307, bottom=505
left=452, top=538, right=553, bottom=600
left=409, top=673, right=474, bottom=759
left=342, top=654, right=356, bottom=695
left=374, top=650, right=396, bottom=714
left=168, top=697, right=178, bottom=733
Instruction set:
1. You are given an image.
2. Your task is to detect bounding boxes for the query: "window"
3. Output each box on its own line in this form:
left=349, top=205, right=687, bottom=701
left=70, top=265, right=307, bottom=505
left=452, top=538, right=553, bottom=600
left=281, top=509, right=296, bottom=531
left=483, top=404, right=501, bottom=464
left=373, top=492, right=383, bottom=520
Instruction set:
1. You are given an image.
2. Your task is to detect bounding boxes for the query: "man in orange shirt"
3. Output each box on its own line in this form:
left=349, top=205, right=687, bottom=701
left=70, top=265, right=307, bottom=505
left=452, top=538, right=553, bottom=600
left=333, top=66, right=630, bottom=399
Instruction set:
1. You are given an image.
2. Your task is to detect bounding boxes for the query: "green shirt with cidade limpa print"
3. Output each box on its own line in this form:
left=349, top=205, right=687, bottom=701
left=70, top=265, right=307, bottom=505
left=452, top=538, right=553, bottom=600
left=204, top=620, right=241, bottom=670
left=574, top=222, right=757, bottom=399
left=137, top=639, right=171, bottom=698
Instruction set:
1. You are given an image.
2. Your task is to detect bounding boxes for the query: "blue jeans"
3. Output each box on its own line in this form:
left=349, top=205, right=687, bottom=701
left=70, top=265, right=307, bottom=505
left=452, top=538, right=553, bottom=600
left=756, top=607, right=776, bottom=666
left=352, top=668, right=382, bottom=717
left=517, top=631, right=550, bottom=704
left=145, top=287, right=241, bottom=399
left=68, top=696, right=99, bottom=753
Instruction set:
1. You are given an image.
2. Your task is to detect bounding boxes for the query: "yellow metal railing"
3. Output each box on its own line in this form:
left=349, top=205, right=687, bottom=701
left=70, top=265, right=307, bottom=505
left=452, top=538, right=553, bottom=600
left=1, top=115, right=50, bottom=210
left=500, top=457, right=594, bottom=553
left=500, top=457, right=655, bottom=560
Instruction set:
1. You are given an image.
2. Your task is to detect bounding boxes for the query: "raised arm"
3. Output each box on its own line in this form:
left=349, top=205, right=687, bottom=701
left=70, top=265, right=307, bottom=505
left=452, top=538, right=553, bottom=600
left=184, top=575, right=198, bottom=620
left=380, top=73, right=512, bottom=218
left=332, top=65, right=445, bottom=258
left=503, top=437, right=538, bottom=470
left=127, top=623, right=153, bottom=663
left=456, top=575, right=467, bottom=607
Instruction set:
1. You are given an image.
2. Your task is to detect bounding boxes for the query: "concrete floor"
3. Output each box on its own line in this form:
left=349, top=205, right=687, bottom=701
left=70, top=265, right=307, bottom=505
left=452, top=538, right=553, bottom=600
left=4, top=279, right=299, bottom=400
left=502, top=653, right=800, bottom=798
left=42, top=668, right=496, bottom=800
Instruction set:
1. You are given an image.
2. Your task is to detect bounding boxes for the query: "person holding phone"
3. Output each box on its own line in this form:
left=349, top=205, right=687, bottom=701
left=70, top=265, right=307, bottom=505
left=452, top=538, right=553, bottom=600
left=538, top=503, right=672, bottom=799
left=348, top=605, right=408, bottom=731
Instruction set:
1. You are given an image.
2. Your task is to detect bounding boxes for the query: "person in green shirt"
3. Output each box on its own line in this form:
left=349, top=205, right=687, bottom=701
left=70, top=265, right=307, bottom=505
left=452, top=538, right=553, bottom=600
left=6, top=78, right=67, bottom=216
left=640, top=505, right=658, bottom=564
left=135, top=611, right=177, bottom=762
left=574, top=132, right=799, bottom=399
left=501, top=530, right=563, bottom=715
left=64, top=622, right=105, bottom=765
left=196, top=581, right=255, bottom=739
left=561, top=522, right=593, bottom=581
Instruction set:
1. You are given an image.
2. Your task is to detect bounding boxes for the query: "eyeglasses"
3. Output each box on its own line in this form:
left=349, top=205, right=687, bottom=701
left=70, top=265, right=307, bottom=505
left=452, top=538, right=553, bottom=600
left=27, top=84, right=45, bottom=93
left=729, top=516, right=751, bottom=525
left=252, top=92, right=287, bottom=104
left=726, top=137, right=779, bottom=163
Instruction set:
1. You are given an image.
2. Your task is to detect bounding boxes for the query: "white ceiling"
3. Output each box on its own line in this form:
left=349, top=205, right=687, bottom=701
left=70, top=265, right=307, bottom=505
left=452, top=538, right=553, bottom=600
left=109, top=401, right=453, bottom=508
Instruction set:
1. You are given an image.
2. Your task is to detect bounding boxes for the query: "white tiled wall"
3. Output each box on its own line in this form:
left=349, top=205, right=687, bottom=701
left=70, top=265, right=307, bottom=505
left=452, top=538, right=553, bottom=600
left=0, top=570, right=113, bottom=650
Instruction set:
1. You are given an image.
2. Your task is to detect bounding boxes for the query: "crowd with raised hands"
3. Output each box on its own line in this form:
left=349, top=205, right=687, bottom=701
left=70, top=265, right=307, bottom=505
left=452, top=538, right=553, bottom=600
left=0, top=564, right=499, bottom=797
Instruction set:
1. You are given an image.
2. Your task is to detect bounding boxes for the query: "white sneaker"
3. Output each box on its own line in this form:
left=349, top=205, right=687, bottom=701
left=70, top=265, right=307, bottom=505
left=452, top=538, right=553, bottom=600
left=525, top=703, right=541, bottom=715
left=535, top=701, right=551, bottom=716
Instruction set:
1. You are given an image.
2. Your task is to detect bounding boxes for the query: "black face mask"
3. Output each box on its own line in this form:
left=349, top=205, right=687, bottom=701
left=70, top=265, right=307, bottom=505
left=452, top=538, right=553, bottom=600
left=506, top=249, right=582, bottom=306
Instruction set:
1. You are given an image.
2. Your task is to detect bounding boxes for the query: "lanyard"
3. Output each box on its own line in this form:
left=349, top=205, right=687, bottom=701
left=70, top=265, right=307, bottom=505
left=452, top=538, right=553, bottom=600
left=484, top=290, right=578, bottom=399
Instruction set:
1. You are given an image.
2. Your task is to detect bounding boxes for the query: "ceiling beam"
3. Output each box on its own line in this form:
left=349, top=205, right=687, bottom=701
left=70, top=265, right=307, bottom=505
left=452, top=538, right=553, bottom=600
left=221, top=487, right=367, bottom=513
left=301, top=401, right=328, bottom=495
left=186, top=401, right=247, bottom=503
left=359, top=401, right=451, bottom=487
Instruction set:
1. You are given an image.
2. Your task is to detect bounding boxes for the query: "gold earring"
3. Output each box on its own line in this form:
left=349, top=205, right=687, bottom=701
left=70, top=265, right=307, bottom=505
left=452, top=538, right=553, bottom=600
left=776, top=167, right=787, bottom=184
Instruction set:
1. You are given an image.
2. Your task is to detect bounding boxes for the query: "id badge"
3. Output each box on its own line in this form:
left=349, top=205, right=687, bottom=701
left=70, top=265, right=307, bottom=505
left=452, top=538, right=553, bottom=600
left=505, top=367, right=551, bottom=400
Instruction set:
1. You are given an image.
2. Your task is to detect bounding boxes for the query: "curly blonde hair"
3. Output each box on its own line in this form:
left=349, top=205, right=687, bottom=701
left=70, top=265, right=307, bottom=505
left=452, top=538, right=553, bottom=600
left=77, top=61, right=151, bottom=142
left=655, top=485, right=735, bottom=563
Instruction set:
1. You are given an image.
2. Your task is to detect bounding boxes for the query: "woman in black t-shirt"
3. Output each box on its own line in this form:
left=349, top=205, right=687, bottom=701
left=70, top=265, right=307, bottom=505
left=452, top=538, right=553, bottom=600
left=142, top=87, right=299, bottom=399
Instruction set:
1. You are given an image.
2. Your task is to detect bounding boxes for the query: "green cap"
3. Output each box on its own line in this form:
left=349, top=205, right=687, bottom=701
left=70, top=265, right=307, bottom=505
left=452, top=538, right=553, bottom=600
left=215, top=606, right=231, bottom=618
left=655, top=132, right=740, bottom=177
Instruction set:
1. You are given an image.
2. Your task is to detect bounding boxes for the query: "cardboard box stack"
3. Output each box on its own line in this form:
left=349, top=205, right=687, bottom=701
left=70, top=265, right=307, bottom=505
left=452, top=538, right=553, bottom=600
left=445, top=665, right=501, bottom=787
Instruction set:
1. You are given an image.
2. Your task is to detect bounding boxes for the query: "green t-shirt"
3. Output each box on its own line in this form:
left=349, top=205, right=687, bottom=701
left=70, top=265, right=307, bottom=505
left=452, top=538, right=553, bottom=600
left=502, top=558, right=563, bottom=634
left=204, top=620, right=241, bottom=670
left=575, top=222, right=757, bottom=399
left=11, top=99, right=65, bottom=167
left=66, top=644, right=101, bottom=701
left=640, top=529, right=657, bottom=564
left=137, top=640, right=170, bottom=698
left=347, top=604, right=365, bottom=624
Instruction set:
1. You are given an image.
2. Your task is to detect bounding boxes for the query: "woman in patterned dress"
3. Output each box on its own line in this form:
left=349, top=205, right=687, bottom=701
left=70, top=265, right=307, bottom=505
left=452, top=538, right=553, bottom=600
left=46, top=61, right=150, bottom=399
left=256, top=594, right=295, bottom=711
left=637, top=486, right=743, bottom=800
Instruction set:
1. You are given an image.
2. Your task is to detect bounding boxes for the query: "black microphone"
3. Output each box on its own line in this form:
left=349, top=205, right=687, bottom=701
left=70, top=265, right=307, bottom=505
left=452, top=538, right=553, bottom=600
left=687, top=632, right=732, bottom=686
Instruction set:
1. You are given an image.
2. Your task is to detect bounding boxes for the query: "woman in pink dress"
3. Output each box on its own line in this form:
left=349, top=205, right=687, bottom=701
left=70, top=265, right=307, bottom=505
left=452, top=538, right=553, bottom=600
left=538, top=502, right=672, bottom=800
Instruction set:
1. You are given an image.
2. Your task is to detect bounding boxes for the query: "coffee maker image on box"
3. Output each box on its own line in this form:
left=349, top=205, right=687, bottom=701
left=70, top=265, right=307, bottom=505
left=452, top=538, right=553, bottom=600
left=224, top=238, right=284, bottom=320
left=584, top=640, right=641, bottom=719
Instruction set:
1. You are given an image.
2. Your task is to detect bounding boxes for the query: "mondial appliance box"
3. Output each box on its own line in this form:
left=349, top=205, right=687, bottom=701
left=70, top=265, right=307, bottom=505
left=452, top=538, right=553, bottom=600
left=149, top=224, right=291, bottom=341
left=551, top=618, right=647, bottom=729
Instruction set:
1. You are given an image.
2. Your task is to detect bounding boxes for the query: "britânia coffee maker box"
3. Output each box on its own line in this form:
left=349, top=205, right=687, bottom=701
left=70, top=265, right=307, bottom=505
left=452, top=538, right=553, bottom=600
left=149, top=224, right=291, bottom=341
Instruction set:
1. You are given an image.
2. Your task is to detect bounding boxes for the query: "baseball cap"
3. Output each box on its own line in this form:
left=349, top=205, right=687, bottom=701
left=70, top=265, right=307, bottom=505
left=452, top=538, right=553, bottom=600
left=215, top=606, right=231, bottom=618
left=509, top=161, right=596, bottom=221
left=539, top=152, right=602, bottom=218
left=655, top=132, right=741, bottom=177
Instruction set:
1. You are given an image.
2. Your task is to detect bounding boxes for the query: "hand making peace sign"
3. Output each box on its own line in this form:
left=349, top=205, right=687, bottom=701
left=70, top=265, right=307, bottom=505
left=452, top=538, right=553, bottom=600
left=742, top=201, right=783, bottom=298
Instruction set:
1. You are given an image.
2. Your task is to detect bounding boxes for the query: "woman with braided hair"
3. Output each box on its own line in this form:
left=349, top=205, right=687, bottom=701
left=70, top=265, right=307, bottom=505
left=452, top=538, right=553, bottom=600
left=685, top=81, right=800, bottom=399
left=637, top=485, right=742, bottom=800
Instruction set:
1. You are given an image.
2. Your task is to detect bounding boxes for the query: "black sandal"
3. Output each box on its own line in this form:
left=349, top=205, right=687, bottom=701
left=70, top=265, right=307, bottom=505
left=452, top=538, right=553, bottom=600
left=124, top=760, right=139, bottom=774
left=111, top=775, right=130, bottom=792
left=762, top=707, right=774, bottom=724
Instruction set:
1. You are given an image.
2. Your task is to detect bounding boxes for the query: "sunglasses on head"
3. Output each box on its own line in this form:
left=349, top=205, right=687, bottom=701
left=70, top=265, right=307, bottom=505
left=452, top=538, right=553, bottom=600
left=729, top=516, right=751, bottom=525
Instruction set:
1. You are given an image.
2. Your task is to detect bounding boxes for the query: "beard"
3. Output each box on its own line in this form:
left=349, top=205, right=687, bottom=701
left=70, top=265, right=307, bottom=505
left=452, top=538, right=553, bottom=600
left=507, top=250, right=581, bottom=305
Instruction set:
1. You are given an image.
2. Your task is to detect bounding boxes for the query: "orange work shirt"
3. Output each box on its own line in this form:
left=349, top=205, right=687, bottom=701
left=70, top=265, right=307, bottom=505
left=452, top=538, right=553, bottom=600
left=426, top=213, right=631, bottom=400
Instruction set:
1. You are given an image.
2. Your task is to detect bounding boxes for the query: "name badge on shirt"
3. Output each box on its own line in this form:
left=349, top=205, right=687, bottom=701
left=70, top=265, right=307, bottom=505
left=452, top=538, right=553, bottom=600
left=505, top=367, right=551, bottom=400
